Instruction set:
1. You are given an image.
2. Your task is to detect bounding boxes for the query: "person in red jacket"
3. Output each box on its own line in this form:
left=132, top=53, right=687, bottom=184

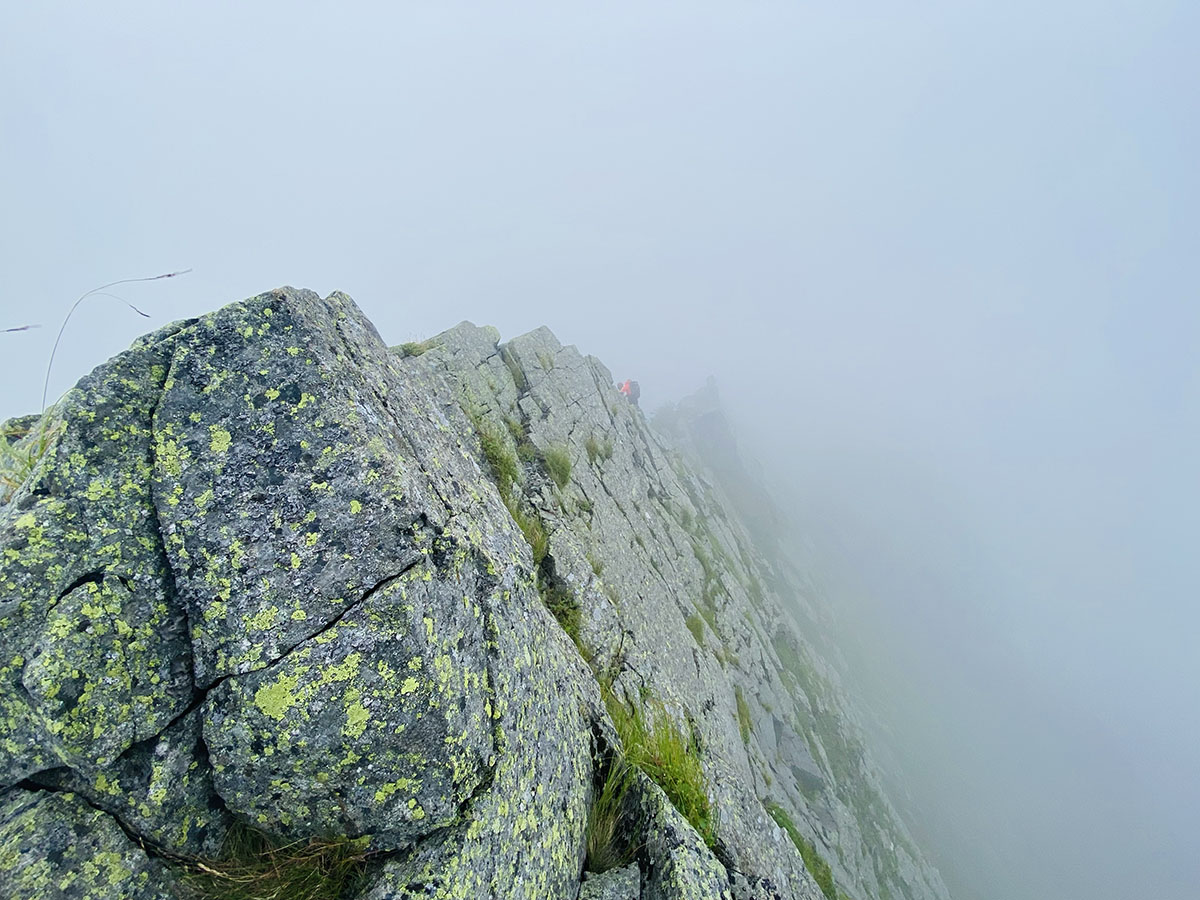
left=617, top=380, right=640, bottom=406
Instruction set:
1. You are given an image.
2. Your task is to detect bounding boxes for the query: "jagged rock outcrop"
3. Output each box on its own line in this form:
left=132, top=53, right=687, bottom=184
left=0, top=288, right=949, bottom=900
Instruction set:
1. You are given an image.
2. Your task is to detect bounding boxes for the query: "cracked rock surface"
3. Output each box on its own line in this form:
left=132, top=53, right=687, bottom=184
left=0, top=288, right=950, bottom=900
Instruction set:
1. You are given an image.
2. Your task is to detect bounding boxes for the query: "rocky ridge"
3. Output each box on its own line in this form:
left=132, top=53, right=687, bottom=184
left=0, top=288, right=950, bottom=900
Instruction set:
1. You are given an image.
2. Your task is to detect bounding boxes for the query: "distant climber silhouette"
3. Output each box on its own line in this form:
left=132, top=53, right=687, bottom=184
left=618, top=379, right=640, bottom=406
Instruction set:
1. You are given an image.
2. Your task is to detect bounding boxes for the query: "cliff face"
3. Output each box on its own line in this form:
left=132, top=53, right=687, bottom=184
left=0, top=288, right=949, bottom=900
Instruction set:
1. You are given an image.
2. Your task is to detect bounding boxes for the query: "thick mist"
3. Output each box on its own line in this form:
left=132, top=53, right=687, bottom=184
left=2, top=4, right=1197, bottom=899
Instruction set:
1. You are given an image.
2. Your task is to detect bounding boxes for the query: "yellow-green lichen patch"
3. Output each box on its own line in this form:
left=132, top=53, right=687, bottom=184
left=17, top=573, right=190, bottom=772
left=84, top=476, right=115, bottom=501
left=343, top=695, right=370, bottom=739
left=208, top=425, right=232, bottom=454
left=254, top=674, right=301, bottom=720
left=357, top=565, right=598, bottom=898
left=245, top=606, right=279, bottom=632
left=154, top=429, right=191, bottom=479
left=202, top=570, right=495, bottom=851
left=1, top=788, right=176, bottom=899
left=374, top=776, right=416, bottom=804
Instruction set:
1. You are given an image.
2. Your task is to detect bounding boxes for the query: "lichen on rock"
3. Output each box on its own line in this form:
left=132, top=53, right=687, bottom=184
left=0, top=287, right=950, bottom=900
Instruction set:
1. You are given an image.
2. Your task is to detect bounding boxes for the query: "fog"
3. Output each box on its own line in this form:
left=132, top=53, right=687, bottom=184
left=2, top=4, right=1196, bottom=899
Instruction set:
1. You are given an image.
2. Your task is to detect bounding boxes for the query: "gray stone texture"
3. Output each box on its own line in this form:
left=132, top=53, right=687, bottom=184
left=0, top=288, right=950, bottom=900
left=581, top=863, right=641, bottom=899
left=0, top=789, right=178, bottom=900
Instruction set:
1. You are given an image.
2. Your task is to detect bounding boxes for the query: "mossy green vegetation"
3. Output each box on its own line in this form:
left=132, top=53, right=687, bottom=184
left=396, top=338, right=438, bottom=357
left=584, top=432, right=614, bottom=466
left=685, top=613, right=707, bottom=648
left=735, top=686, right=752, bottom=745
left=467, top=408, right=550, bottom=569
left=539, top=578, right=581, bottom=644
left=766, top=802, right=836, bottom=900
left=465, top=408, right=582, bottom=656
left=505, top=495, right=547, bottom=565
left=469, top=414, right=574, bottom=642
left=603, top=687, right=717, bottom=848
left=674, top=503, right=694, bottom=531
left=585, top=756, right=636, bottom=873
left=0, top=414, right=63, bottom=504
left=772, top=631, right=866, bottom=789
left=773, top=631, right=832, bottom=708
left=543, top=444, right=572, bottom=490
left=475, top=419, right=521, bottom=500
left=586, top=551, right=604, bottom=576
left=504, top=416, right=538, bottom=462
left=687, top=530, right=712, bottom=563
left=180, top=822, right=370, bottom=900
left=746, top=575, right=766, bottom=609
left=690, top=537, right=724, bottom=630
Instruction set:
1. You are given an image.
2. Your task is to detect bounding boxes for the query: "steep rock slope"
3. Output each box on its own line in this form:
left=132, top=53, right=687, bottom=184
left=654, top=381, right=949, bottom=900
left=0, top=288, right=946, bottom=900
left=414, top=323, right=950, bottom=900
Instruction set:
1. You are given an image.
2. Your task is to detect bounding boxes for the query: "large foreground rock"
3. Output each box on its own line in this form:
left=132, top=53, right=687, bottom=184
left=0, top=288, right=949, bottom=900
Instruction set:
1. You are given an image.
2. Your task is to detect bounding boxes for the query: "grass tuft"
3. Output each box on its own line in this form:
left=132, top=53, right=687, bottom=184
left=542, top=444, right=572, bottom=490
left=685, top=613, right=706, bottom=649
left=179, top=822, right=370, bottom=900
left=396, top=338, right=438, bottom=358
left=691, top=540, right=718, bottom=583
left=505, top=495, right=547, bottom=565
left=585, top=757, right=636, bottom=873
left=539, top=578, right=581, bottom=644
left=766, top=802, right=836, bottom=900
left=584, top=433, right=613, bottom=465
left=475, top=420, right=520, bottom=500
left=504, top=416, right=538, bottom=462
left=1, top=415, right=64, bottom=505
left=467, top=410, right=552, bottom=569
left=603, top=687, right=717, bottom=847
left=676, top=505, right=694, bottom=530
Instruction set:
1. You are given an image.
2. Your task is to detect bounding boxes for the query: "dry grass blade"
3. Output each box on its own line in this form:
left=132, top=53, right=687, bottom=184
left=178, top=823, right=371, bottom=900
left=42, top=268, right=191, bottom=412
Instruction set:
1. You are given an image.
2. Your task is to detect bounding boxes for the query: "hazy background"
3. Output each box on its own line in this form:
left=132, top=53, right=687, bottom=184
left=2, top=3, right=1196, bottom=899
